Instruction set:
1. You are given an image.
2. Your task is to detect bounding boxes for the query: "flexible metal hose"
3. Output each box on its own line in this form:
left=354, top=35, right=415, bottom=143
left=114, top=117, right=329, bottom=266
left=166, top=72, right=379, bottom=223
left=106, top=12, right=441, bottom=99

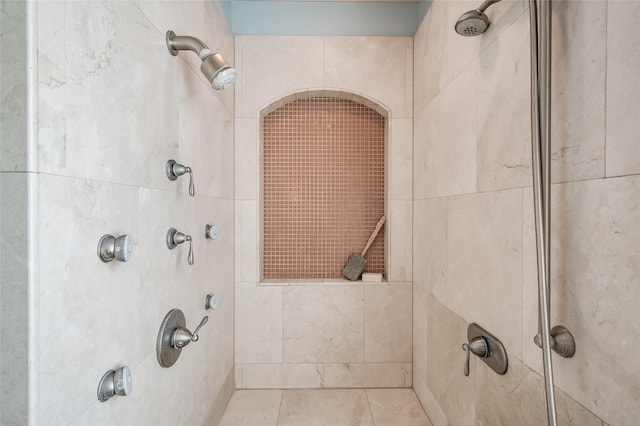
left=528, top=1, right=558, bottom=425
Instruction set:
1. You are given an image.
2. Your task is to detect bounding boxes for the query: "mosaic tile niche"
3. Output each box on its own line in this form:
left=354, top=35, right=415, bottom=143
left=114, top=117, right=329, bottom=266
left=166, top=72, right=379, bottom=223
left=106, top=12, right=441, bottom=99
left=263, top=97, right=385, bottom=279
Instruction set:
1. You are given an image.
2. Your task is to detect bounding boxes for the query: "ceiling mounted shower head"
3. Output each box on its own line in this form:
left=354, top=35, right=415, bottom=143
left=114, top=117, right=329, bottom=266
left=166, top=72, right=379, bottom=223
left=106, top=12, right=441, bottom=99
left=166, top=30, right=236, bottom=90
left=454, top=0, right=502, bottom=37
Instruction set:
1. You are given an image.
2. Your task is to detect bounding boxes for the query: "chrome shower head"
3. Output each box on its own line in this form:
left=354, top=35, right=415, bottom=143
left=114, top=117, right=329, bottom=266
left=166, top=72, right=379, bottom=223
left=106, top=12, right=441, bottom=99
left=455, top=9, right=490, bottom=36
left=166, top=30, right=236, bottom=90
left=454, top=0, right=502, bottom=37
left=199, top=51, right=236, bottom=90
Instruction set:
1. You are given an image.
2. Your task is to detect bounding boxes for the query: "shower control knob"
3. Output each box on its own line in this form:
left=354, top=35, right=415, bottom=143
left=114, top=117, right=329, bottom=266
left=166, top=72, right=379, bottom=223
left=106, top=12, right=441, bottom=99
left=114, top=365, right=132, bottom=396
left=166, top=159, right=195, bottom=197
left=167, top=228, right=194, bottom=265
left=205, top=294, right=221, bottom=310
left=205, top=224, right=220, bottom=240
left=171, top=315, right=209, bottom=348
left=98, top=234, right=133, bottom=263
left=97, top=365, right=132, bottom=402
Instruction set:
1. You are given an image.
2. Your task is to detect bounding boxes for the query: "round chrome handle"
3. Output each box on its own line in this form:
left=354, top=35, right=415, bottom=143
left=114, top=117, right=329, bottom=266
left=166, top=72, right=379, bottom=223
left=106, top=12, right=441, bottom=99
left=98, top=234, right=133, bottom=263
left=97, top=366, right=132, bottom=402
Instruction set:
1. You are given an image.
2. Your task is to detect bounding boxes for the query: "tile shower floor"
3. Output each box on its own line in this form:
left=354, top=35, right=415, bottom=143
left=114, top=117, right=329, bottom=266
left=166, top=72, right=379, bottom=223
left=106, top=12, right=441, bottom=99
left=219, top=388, right=432, bottom=426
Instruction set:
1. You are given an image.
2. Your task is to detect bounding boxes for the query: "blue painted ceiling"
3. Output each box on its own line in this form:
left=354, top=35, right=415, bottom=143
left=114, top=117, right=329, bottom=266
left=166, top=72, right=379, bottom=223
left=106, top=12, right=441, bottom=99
left=221, top=0, right=432, bottom=36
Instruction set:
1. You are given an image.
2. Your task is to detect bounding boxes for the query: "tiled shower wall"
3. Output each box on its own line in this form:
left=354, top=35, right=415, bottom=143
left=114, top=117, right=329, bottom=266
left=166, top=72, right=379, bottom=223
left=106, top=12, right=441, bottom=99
left=413, top=1, right=640, bottom=425
left=234, top=36, right=414, bottom=388
left=0, top=1, right=30, bottom=422
left=263, top=97, right=385, bottom=279
left=1, top=1, right=236, bottom=424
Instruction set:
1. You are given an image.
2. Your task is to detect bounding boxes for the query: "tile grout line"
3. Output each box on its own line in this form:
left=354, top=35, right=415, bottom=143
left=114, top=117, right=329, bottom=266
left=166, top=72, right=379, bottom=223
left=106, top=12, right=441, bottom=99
left=274, top=389, right=285, bottom=426
left=603, top=0, right=608, bottom=179
left=364, top=389, right=378, bottom=426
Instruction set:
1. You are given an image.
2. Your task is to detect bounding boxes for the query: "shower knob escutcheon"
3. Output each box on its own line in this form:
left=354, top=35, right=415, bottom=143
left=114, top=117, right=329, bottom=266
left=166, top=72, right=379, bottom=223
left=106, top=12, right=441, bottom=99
left=156, top=309, right=209, bottom=368
left=462, top=323, right=508, bottom=376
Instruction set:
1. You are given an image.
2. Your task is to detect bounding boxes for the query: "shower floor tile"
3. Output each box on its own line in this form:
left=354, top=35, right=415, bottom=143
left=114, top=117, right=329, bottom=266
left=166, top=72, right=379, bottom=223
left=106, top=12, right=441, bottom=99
left=218, top=388, right=432, bottom=426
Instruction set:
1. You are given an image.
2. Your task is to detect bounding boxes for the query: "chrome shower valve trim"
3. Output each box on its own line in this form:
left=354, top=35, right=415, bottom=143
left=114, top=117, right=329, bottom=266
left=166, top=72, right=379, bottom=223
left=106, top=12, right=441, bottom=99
left=97, top=234, right=133, bottom=263
left=462, top=323, right=508, bottom=377
left=157, top=309, right=209, bottom=368
left=166, top=159, right=195, bottom=197
left=167, top=227, right=194, bottom=265
left=171, top=315, right=208, bottom=348
left=462, top=336, right=488, bottom=377
left=97, top=366, right=132, bottom=402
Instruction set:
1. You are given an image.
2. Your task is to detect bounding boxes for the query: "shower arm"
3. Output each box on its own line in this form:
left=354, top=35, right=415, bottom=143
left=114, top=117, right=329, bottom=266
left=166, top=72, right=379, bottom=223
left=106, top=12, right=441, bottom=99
left=477, top=0, right=501, bottom=13
left=166, top=33, right=209, bottom=58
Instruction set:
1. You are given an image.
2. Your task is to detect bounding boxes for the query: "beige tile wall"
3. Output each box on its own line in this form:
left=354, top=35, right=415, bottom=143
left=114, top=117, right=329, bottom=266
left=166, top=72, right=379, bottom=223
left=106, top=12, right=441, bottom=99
left=0, top=2, right=31, bottom=422
left=5, top=1, right=237, bottom=424
left=413, top=1, right=640, bottom=425
left=234, top=36, right=414, bottom=388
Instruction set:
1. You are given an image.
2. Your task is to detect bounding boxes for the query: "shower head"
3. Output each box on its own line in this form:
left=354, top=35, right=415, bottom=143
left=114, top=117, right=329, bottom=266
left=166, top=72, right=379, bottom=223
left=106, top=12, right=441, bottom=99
left=454, top=0, right=502, bottom=37
left=455, top=10, right=490, bottom=36
left=166, top=30, right=236, bottom=90
left=200, top=52, right=236, bottom=90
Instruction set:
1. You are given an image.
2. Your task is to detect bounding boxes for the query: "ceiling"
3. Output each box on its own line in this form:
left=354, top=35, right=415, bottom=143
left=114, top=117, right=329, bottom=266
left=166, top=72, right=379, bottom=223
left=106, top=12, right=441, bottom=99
left=223, top=0, right=431, bottom=36
left=233, top=0, right=420, bottom=2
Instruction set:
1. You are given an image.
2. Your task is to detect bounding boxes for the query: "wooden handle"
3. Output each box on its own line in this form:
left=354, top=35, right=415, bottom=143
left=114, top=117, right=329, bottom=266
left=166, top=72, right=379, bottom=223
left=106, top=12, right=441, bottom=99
left=360, top=215, right=386, bottom=256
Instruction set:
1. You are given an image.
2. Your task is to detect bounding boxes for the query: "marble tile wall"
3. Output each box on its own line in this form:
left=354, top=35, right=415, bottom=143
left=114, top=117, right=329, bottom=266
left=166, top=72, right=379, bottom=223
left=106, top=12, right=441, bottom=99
left=0, top=173, right=32, bottom=425
left=0, top=0, right=32, bottom=173
left=234, top=36, right=414, bottom=388
left=2, top=0, right=236, bottom=424
left=1, top=2, right=32, bottom=423
left=413, top=1, right=639, bottom=425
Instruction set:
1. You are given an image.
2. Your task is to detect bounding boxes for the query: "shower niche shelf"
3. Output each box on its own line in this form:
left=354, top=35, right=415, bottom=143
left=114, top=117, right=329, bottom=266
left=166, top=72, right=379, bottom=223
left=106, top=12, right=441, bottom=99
left=259, top=278, right=388, bottom=286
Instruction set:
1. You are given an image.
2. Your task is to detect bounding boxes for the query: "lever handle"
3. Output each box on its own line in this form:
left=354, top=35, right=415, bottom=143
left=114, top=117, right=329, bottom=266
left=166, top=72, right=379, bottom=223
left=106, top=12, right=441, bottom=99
left=462, top=336, right=488, bottom=377
left=186, top=167, right=195, bottom=197
left=166, top=160, right=195, bottom=197
left=190, top=316, right=208, bottom=342
left=166, top=228, right=195, bottom=266
left=170, top=315, right=209, bottom=348
left=173, top=165, right=195, bottom=197
left=185, top=235, right=193, bottom=265
left=463, top=343, right=471, bottom=377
